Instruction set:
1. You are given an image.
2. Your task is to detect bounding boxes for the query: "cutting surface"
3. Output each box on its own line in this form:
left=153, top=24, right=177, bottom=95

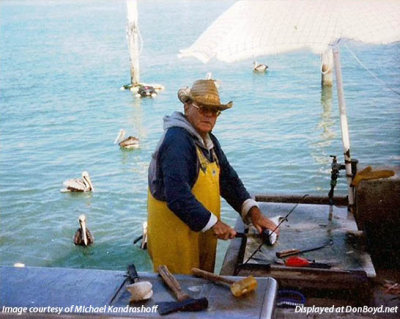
left=240, top=202, right=375, bottom=277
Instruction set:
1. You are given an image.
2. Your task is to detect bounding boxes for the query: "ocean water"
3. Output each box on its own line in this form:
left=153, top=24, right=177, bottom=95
left=1, top=0, right=399, bottom=272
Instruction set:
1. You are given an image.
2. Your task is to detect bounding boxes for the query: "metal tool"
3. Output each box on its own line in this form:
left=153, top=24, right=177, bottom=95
left=284, top=256, right=331, bottom=269
left=235, top=230, right=269, bottom=241
left=192, top=268, right=257, bottom=297
left=328, top=155, right=345, bottom=220
left=276, top=239, right=333, bottom=258
left=157, top=265, right=208, bottom=316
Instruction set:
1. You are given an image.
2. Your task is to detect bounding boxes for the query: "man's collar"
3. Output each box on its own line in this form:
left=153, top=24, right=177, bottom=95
left=202, top=134, right=214, bottom=150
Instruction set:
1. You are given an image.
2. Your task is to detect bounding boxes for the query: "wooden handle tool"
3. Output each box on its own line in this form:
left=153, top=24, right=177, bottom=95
left=192, top=268, right=257, bottom=297
left=157, top=265, right=208, bottom=316
left=158, top=265, right=190, bottom=301
left=276, top=248, right=301, bottom=258
left=276, top=239, right=333, bottom=258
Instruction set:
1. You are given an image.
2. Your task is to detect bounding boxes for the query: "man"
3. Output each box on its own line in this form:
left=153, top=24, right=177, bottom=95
left=147, top=79, right=277, bottom=274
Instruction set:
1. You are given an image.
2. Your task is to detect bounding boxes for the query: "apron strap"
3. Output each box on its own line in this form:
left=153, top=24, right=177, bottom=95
left=195, top=146, right=219, bottom=173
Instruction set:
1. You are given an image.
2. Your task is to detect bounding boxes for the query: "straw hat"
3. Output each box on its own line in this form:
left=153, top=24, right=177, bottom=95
left=177, top=80, right=233, bottom=111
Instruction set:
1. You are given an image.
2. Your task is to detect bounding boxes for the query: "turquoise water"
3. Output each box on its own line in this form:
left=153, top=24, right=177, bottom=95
left=1, top=0, right=399, bottom=272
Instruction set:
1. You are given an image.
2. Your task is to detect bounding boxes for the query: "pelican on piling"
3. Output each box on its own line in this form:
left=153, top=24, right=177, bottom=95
left=73, top=214, right=94, bottom=246
left=61, top=171, right=94, bottom=192
left=114, top=129, right=140, bottom=149
left=253, top=61, right=268, bottom=72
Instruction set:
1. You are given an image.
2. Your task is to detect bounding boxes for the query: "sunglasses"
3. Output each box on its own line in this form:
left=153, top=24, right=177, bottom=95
left=191, top=103, right=221, bottom=117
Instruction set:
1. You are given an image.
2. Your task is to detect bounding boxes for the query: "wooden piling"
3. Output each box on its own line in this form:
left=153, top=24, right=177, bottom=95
left=127, top=0, right=140, bottom=86
left=321, top=48, right=334, bottom=87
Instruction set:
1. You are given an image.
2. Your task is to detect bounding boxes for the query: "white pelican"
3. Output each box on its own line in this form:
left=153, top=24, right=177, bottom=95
left=140, top=221, right=148, bottom=250
left=253, top=61, right=268, bottom=72
left=73, top=214, right=94, bottom=246
left=114, top=129, right=140, bottom=149
left=205, top=72, right=213, bottom=80
left=205, top=72, right=220, bottom=88
left=61, top=171, right=94, bottom=192
left=133, top=221, right=147, bottom=250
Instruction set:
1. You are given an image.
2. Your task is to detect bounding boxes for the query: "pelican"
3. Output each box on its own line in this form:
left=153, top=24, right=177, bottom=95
left=205, top=72, right=220, bottom=88
left=133, top=221, right=148, bottom=250
left=61, top=171, right=94, bottom=192
left=253, top=61, right=268, bottom=72
left=73, top=214, right=94, bottom=246
left=114, top=129, right=140, bottom=149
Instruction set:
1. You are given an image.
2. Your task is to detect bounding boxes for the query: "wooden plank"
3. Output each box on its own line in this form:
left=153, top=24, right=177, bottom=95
left=236, top=265, right=370, bottom=291
left=254, top=194, right=348, bottom=206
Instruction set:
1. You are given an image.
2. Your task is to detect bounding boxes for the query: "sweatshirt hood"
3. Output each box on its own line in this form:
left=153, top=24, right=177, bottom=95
left=163, top=111, right=213, bottom=150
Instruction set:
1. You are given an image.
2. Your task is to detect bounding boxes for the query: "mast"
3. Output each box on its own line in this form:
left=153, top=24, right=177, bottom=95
left=127, top=0, right=140, bottom=86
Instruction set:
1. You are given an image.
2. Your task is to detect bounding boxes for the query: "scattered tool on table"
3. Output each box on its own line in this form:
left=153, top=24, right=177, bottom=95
left=125, top=264, right=153, bottom=302
left=276, top=239, right=333, bottom=258
left=242, top=194, right=309, bottom=265
left=284, top=256, right=331, bottom=269
left=157, top=265, right=208, bottom=316
left=192, top=268, right=257, bottom=297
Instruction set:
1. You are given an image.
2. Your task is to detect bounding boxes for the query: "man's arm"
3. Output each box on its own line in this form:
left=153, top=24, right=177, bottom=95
left=212, top=135, right=278, bottom=234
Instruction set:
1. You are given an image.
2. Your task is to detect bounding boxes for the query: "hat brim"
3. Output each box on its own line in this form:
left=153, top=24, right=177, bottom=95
left=178, top=88, right=233, bottom=111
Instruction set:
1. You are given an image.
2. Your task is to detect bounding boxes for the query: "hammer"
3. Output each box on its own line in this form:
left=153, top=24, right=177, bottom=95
left=192, top=268, right=257, bottom=297
left=157, top=265, right=208, bottom=316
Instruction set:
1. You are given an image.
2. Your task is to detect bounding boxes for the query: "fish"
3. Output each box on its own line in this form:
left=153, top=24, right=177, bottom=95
left=264, top=215, right=283, bottom=245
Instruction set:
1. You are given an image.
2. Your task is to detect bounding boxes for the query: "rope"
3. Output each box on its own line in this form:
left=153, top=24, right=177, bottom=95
left=343, top=44, right=400, bottom=96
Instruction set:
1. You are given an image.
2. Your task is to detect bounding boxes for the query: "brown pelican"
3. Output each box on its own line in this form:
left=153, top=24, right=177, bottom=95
left=61, top=171, right=94, bottom=192
left=114, top=129, right=140, bottom=149
left=253, top=61, right=268, bottom=72
left=73, top=214, right=94, bottom=246
left=133, top=221, right=148, bottom=249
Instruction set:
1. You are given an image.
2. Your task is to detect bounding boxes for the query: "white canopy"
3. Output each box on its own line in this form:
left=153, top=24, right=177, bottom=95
left=180, top=0, right=400, bottom=63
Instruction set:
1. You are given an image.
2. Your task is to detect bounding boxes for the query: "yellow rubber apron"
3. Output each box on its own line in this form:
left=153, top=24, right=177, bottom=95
left=147, top=146, right=220, bottom=274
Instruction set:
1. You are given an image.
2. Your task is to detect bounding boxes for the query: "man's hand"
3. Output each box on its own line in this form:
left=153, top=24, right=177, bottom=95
left=248, top=206, right=279, bottom=235
left=212, top=220, right=237, bottom=240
